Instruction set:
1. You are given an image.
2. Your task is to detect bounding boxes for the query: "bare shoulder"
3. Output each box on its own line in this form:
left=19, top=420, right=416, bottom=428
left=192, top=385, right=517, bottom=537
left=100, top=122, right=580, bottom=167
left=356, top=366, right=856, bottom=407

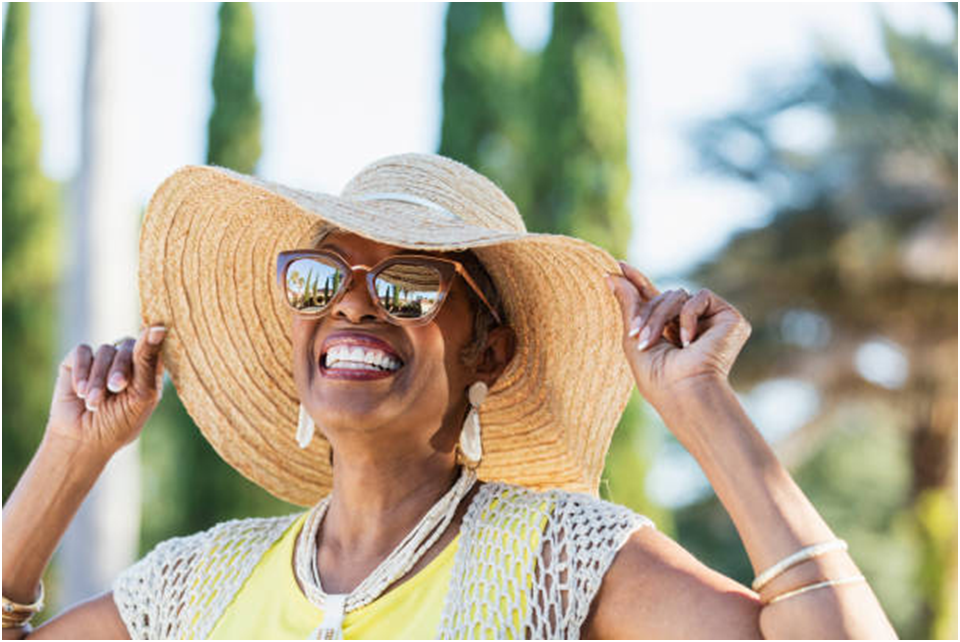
left=582, top=526, right=763, bottom=639
left=26, top=591, right=129, bottom=640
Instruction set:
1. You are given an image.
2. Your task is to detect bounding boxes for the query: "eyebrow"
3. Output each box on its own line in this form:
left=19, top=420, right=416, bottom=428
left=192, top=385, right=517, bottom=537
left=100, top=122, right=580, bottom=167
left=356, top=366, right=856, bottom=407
left=317, top=241, right=445, bottom=261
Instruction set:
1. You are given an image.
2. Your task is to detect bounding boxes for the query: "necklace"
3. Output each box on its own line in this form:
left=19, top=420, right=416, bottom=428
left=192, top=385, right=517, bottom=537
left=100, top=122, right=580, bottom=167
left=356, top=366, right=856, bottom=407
left=294, top=467, right=477, bottom=640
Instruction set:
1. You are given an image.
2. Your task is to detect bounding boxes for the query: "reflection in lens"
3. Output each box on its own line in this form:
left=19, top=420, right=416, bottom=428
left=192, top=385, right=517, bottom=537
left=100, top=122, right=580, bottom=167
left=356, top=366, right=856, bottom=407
left=285, top=257, right=343, bottom=312
left=375, top=263, right=442, bottom=318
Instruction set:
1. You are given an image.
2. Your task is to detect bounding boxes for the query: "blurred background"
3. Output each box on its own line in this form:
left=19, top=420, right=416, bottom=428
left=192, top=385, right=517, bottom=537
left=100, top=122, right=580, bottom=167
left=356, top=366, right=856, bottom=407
left=2, top=2, right=956, bottom=637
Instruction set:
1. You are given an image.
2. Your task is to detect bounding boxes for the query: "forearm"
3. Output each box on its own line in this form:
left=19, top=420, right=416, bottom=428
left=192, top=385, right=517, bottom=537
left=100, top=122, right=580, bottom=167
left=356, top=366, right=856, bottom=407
left=2, top=433, right=110, bottom=605
left=655, top=378, right=897, bottom=639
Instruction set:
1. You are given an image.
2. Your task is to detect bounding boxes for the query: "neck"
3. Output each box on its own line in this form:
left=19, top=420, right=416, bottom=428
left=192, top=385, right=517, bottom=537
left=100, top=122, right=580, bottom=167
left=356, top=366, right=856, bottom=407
left=323, top=445, right=461, bottom=559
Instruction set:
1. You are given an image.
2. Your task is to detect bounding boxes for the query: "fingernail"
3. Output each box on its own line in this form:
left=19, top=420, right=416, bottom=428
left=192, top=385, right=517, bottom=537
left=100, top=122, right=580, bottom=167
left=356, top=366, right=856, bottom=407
left=681, top=328, right=691, bottom=348
left=77, top=380, right=87, bottom=398
left=85, top=397, right=98, bottom=412
left=605, top=275, right=615, bottom=293
left=148, top=326, right=167, bottom=345
left=636, top=327, right=650, bottom=351
left=108, top=374, right=125, bottom=393
left=628, top=320, right=642, bottom=338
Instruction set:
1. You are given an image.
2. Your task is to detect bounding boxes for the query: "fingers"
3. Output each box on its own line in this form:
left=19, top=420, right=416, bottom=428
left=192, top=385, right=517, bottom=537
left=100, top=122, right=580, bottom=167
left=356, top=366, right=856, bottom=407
left=607, top=261, right=661, bottom=340
left=107, top=338, right=136, bottom=394
left=131, top=325, right=167, bottom=396
left=634, top=289, right=690, bottom=351
left=679, top=290, right=712, bottom=347
left=71, top=345, right=94, bottom=398
left=84, top=344, right=119, bottom=411
left=606, top=274, right=644, bottom=334
left=618, top=261, right=659, bottom=300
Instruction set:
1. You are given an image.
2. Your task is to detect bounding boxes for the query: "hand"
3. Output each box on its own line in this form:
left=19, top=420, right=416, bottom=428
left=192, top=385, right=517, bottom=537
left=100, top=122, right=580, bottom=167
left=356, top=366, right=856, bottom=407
left=607, top=262, right=751, bottom=411
left=45, top=325, right=167, bottom=458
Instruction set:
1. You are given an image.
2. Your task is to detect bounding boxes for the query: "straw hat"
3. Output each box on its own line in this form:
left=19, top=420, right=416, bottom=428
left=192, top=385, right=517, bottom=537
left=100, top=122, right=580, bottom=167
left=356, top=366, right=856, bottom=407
left=138, top=153, right=634, bottom=507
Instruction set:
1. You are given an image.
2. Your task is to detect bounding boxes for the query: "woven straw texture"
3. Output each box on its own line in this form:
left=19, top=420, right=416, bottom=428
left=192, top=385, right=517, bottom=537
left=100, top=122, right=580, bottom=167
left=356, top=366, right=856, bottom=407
left=111, top=483, right=654, bottom=639
left=138, top=153, right=635, bottom=506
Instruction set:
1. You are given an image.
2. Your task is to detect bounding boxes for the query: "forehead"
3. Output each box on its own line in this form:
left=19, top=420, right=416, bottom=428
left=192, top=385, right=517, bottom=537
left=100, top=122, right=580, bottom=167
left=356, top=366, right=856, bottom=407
left=317, top=230, right=446, bottom=260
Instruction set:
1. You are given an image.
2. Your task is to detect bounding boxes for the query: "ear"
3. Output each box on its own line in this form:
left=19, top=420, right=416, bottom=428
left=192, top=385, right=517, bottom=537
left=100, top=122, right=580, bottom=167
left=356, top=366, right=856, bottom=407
left=474, top=325, right=517, bottom=387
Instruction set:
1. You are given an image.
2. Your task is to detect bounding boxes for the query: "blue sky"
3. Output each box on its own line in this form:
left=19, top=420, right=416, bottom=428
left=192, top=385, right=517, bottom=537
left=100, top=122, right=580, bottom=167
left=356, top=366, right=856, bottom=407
left=11, top=2, right=954, bottom=506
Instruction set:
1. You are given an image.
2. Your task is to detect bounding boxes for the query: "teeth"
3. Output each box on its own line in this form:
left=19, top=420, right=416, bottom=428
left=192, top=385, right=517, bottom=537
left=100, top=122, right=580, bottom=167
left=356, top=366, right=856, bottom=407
left=323, top=344, right=401, bottom=372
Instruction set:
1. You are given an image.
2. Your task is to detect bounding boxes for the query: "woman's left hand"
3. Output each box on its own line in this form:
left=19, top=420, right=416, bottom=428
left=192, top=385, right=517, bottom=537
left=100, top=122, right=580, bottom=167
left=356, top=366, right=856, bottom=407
left=606, top=261, right=752, bottom=412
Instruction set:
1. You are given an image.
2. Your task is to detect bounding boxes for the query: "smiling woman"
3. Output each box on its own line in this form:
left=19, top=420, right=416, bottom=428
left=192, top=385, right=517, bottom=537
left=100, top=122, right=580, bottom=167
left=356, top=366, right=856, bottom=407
left=1, top=154, right=897, bottom=640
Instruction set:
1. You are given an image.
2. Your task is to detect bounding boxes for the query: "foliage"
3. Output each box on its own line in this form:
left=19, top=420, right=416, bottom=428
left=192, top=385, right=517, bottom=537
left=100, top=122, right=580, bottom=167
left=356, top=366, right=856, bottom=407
left=681, top=6, right=957, bottom=637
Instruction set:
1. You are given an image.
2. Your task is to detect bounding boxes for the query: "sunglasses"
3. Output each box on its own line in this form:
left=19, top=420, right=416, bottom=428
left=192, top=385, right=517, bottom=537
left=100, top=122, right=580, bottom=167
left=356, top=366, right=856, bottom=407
left=276, top=248, right=502, bottom=326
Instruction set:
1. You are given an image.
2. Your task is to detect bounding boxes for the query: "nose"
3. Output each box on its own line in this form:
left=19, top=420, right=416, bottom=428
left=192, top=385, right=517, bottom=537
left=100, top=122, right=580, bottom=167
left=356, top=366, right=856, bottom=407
left=329, top=274, right=383, bottom=324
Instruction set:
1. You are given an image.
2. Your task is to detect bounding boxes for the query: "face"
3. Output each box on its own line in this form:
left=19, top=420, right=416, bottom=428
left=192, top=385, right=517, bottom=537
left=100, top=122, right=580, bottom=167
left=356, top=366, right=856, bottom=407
left=290, top=231, right=509, bottom=456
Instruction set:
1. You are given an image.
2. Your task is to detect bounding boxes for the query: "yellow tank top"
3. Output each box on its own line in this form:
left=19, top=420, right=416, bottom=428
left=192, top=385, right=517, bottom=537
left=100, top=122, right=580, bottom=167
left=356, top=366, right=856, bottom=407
left=210, top=494, right=550, bottom=639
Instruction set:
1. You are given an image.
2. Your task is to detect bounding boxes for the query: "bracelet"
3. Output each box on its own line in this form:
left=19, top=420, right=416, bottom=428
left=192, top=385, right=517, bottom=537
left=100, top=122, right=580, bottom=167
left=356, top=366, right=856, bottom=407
left=752, top=539, right=848, bottom=591
left=2, top=582, right=45, bottom=629
left=2, top=613, right=35, bottom=629
left=763, top=575, right=867, bottom=605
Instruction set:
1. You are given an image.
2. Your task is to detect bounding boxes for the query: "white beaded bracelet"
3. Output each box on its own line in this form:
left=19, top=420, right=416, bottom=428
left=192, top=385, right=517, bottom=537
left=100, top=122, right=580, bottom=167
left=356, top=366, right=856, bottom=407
left=752, top=539, right=848, bottom=592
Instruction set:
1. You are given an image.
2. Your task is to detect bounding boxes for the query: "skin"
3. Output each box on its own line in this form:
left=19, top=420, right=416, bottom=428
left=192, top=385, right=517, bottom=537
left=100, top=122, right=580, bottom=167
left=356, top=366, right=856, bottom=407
left=3, top=244, right=897, bottom=640
left=289, top=232, right=516, bottom=593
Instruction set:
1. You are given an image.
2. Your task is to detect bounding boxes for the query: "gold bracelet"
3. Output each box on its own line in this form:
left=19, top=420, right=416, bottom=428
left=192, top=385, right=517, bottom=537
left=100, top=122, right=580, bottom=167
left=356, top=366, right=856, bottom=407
left=2, top=580, right=43, bottom=618
left=763, top=575, right=867, bottom=606
left=3, top=611, right=37, bottom=629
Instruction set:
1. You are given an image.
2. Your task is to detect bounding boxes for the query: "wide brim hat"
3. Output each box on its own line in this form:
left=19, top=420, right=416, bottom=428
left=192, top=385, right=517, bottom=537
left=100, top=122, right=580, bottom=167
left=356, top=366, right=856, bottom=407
left=138, top=153, right=634, bottom=507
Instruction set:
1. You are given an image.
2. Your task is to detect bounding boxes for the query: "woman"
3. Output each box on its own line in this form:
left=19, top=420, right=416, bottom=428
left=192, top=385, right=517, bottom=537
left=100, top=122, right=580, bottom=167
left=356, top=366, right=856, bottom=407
left=2, top=154, right=896, bottom=639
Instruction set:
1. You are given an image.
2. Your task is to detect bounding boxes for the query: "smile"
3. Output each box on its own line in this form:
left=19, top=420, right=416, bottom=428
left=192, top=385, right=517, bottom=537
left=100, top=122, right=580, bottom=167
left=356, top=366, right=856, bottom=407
left=319, top=332, right=405, bottom=380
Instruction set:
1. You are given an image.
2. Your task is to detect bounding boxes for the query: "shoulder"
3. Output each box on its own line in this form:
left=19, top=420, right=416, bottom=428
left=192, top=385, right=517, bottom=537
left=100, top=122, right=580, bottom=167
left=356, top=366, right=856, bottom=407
left=476, top=481, right=655, bottom=522
left=583, top=519, right=763, bottom=639
left=112, top=511, right=304, bottom=640
left=118, top=512, right=302, bottom=581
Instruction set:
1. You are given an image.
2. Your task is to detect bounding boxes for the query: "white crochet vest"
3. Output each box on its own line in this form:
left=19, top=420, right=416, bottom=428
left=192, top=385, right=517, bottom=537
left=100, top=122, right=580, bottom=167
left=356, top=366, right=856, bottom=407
left=112, top=482, right=654, bottom=639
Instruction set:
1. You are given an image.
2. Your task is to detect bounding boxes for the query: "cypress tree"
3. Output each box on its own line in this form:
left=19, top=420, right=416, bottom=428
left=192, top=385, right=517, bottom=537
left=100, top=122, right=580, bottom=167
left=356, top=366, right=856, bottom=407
left=439, top=3, right=534, bottom=215
left=206, top=2, right=261, bottom=173
left=531, top=4, right=662, bottom=523
left=2, top=4, right=61, bottom=499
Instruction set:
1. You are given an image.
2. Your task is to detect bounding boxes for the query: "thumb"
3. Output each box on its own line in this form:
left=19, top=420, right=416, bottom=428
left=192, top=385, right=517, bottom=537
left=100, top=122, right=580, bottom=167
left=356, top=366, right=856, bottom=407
left=606, top=274, right=642, bottom=336
left=131, top=325, right=167, bottom=395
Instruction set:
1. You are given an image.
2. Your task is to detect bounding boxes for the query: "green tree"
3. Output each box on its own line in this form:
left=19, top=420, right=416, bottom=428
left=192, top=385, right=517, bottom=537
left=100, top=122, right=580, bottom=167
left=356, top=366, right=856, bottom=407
left=206, top=2, right=261, bottom=173
left=140, top=2, right=288, bottom=552
left=681, top=6, right=957, bottom=637
left=439, top=3, right=665, bottom=525
left=439, top=3, right=535, bottom=215
left=2, top=3, right=61, bottom=500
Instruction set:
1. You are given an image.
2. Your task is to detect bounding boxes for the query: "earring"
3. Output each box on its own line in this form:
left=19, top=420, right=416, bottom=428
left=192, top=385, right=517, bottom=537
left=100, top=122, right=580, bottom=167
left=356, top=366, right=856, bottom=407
left=297, top=403, right=315, bottom=449
left=459, top=381, right=488, bottom=467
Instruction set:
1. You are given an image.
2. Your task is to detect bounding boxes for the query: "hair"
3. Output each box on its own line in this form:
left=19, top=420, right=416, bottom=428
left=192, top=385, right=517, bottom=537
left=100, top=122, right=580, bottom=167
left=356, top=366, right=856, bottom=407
left=308, top=223, right=507, bottom=367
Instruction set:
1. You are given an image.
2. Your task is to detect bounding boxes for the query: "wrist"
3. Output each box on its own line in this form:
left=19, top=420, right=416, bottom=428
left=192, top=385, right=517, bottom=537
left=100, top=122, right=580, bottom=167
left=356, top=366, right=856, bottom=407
left=39, top=430, right=113, bottom=471
left=650, top=372, right=734, bottom=419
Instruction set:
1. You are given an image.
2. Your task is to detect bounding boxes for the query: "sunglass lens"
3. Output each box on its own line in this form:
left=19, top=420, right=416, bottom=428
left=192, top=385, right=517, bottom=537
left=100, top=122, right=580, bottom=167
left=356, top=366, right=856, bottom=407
left=284, top=257, right=344, bottom=312
left=374, top=263, right=443, bottom=319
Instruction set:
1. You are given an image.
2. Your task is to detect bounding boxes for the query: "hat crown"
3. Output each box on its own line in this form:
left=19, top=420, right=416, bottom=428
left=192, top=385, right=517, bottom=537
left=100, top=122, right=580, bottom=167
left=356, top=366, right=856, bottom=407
left=340, top=153, right=527, bottom=234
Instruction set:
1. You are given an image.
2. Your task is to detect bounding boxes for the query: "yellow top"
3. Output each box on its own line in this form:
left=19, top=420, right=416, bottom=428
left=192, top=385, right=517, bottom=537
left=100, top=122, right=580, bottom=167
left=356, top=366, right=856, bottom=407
left=209, top=511, right=457, bottom=639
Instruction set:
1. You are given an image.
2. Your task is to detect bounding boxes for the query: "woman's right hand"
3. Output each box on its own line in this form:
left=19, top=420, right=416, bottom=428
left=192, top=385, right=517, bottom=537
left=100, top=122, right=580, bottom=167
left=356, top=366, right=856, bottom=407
left=45, top=325, right=167, bottom=459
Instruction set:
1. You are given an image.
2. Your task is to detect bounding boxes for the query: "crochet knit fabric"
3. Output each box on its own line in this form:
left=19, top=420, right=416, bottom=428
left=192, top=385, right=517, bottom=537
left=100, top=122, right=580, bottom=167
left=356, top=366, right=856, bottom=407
left=112, top=482, right=654, bottom=639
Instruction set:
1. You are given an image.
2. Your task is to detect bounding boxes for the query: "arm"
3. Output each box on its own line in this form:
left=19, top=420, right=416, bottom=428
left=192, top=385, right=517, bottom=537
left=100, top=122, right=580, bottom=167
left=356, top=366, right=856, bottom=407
left=2, top=436, right=130, bottom=640
left=585, top=379, right=896, bottom=639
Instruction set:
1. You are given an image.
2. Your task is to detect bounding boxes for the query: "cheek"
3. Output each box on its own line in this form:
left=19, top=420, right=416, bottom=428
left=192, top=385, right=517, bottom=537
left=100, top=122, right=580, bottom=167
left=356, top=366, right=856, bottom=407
left=290, top=317, right=317, bottom=388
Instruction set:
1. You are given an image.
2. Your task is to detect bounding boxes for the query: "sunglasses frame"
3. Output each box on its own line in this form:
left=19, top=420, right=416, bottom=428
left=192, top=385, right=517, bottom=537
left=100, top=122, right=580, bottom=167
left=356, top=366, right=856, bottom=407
left=276, top=248, right=503, bottom=326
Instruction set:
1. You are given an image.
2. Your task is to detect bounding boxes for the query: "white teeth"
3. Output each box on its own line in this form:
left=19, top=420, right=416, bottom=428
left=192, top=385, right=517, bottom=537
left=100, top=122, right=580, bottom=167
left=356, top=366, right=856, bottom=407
left=323, top=343, right=402, bottom=372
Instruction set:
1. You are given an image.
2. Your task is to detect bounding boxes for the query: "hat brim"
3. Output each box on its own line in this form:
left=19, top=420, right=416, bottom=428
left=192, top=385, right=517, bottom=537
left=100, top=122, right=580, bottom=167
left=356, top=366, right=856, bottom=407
left=139, top=165, right=634, bottom=506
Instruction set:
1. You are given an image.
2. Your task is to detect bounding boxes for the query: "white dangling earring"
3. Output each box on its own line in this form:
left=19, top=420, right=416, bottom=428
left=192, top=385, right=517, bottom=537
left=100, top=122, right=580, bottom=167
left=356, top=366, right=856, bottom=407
left=459, top=381, right=488, bottom=467
left=297, top=403, right=315, bottom=449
